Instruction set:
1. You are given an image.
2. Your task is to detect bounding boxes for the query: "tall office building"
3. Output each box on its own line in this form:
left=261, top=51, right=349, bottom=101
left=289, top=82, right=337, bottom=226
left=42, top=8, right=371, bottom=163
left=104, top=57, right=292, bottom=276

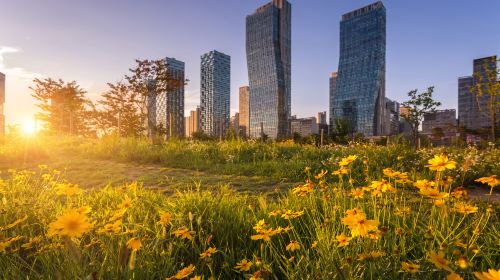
left=200, top=50, right=231, bottom=137
left=291, top=117, right=319, bottom=137
left=332, top=1, right=386, bottom=136
left=384, top=98, right=400, bottom=135
left=185, top=107, right=201, bottom=137
left=422, top=109, right=457, bottom=143
left=0, top=72, right=5, bottom=136
left=458, top=56, right=498, bottom=131
left=328, top=72, right=337, bottom=133
left=317, top=111, right=328, bottom=135
left=246, top=0, right=291, bottom=139
left=239, top=86, right=250, bottom=137
left=151, top=57, right=185, bottom=139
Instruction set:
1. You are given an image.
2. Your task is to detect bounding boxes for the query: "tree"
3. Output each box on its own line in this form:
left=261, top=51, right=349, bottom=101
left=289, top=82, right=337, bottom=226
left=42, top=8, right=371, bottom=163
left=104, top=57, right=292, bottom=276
left=401, top=87, right=441, bottom=148
left=125, top=59, right=186, bottom=143
left=30, top=78, right=93, bottom=136
left=98, top=81, right=143, bottom=137
left=470, top=58, right=499, bottom=141
left=331, top=118, right=351, bottom=144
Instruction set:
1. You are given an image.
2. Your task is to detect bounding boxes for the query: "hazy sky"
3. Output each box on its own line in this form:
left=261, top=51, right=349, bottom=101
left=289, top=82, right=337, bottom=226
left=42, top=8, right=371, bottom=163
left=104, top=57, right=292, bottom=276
left=1, top=0, right=499, bottom=126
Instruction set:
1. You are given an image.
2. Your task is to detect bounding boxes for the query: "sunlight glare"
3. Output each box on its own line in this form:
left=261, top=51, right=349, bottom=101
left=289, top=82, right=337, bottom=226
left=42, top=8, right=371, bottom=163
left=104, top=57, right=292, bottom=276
left=22, top=120, right=36, bottom=135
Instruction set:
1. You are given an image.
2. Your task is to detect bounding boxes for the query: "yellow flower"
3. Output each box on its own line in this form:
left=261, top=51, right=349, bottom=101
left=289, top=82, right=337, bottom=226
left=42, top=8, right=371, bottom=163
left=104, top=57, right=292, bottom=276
left=314, top=169, right=328, bottom=180
left=420, top=187, right=449, bottom=200
left=76, top=206, right=92, bottom=214
left=335, top=233, right=352, bottom=247
left=456, top=257, right=469, bottom=269
left=474, top=268, right=500, bottom=280
left=311, top=241, right=318, bottom=249
left=21, top=236, right=42, bottom=249
left=126, top=237, right=142, bottom=251
left=280, top=210, right=304, bottom=219
left=341, top=208, right=379, bottom=237
left=414, top=179, right=435, bottom=190
left=268, top=210, right=282, bottom=217
left=446, top=272, right=463, bottom=280
left=427, top=154, right=456, bottom=172
left=47, top=209, right=93, bottom=238
left=434, top=199, right=446, bottom=207
left=475, top=175, right=499, bottom=188
left=199, top=247, right=217, bottom=259
left=350, top=188, right=364, bottom=199
left=189, top=276, right=201, bottom=280
left=55, top=183, right=83, bottom=196
left=234, top=259, right=252, bottom=272
left=158, top=212, right=173, bottom=226
left=0, top=215, right=28, bottom=231
left=454, top=202, right=478, bottom=215
left=172, top=226, right=195, bottom=240
left=394, top=207, right=411, bottom=216
left=166, top=264, right=195, bottom=280
left=98, top=220, right=122, bottom=234
left=428, top=250, right=452, bottom=272
left=286, top=240, right=300, bottom=252
left=339, top=155, right=357, bottom=166
left=118, top=195, right=134, bottom=209
left=401, top=261, right=420, bottom=273
left=358, top=250, right=385, bottom=261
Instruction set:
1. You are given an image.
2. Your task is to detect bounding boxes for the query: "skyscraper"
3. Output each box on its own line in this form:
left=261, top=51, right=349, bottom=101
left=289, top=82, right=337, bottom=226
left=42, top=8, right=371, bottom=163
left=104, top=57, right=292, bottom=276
left=0, top=72, right=4, bottom=136
left=153, top=57, right=185, bottom=139
left=185, top=107, right=201, bottom=138
left=200, top=50, right=231, bottom=137
left=332, top=1, right=386, bottom=136
left=239, top=86, right=250, bottom=137
left=328, top=71, right=337, bottom=133
left=458, top=56, right=498, bottom=132
left=246, top=0, right=291, bottom=139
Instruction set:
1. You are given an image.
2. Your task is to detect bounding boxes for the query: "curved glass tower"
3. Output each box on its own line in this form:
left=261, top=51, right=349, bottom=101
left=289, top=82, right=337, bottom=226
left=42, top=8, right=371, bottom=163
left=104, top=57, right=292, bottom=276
left=333, top=1, right=386, bottom=137
left=246, top=0, right=291, bottom=139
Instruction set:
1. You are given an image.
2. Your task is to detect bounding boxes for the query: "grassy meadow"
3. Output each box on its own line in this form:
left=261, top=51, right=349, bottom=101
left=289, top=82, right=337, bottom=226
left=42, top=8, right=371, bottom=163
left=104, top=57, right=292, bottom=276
left=0, top=136, right=499, bottom=279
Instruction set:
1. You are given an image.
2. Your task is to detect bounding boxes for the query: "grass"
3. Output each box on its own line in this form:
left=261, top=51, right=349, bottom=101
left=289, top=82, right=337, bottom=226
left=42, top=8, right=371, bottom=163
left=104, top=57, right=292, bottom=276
left=0, top=136, right=499, bottom=279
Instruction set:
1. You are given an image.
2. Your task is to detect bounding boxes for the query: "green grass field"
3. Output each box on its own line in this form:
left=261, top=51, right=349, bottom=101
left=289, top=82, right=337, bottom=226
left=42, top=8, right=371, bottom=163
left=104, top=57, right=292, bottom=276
left=0, top=136, right=499, bottom=279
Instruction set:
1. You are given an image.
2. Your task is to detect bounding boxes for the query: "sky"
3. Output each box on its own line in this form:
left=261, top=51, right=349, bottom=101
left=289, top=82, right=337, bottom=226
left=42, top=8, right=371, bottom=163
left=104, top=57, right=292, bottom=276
left=1, top=0, right=499, bottom=127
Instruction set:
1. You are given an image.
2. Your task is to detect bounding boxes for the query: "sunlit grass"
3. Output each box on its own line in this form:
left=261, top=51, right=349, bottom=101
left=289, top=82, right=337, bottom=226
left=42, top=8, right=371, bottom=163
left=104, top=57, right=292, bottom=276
left=0, top=141, right=498, bottom=278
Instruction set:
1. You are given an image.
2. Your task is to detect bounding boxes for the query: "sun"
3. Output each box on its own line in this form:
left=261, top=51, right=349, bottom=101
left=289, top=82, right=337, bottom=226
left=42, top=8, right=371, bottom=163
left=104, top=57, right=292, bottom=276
left=21, top=120, right=37, bottom=135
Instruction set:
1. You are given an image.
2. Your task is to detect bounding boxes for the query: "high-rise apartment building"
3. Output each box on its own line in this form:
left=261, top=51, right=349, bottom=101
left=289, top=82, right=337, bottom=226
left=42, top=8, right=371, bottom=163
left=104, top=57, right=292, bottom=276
left=291, top=117, right=319, bottom=137
left=200, top=50, right=231, bottom=137
left=317, top=111, right=328, bottom=135
left=458, top=56, right=498, bottom=131
left=328, top=72, right=337, bottom=133
left=332, top=1, right=386, bottom=137
left=239, top=86, right=250, bottom=137
left=385, top=98, right=400, bottom=135
left=422, top=109, right=457, bottom=142
left=246, top=0, right=291, bottom=139
left=150, top=57, right=185, bottom=139
left=185, top=107, right=201, bottom=138
left=230, top=112, right=240, bottom=135
left=0, top=72, right=5, bottom=136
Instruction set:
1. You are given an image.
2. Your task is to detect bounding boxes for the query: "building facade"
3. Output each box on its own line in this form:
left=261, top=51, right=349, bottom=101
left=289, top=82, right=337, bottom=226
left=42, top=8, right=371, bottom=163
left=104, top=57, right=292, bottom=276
left=422, top=109, right=457, bottom=142
left=291, top=117, right=319, bottom=137
left=332, top=1, right=386, bottom=137
left=239, top=86, right=250, bottom=137
left=200, top=50, right=231, bottom=137
left=328, top=71, right=337, bottom=133
left=458, top=56, right=498, bottom=132
left=0, top=72, right=4, bottom=136
left=317, top=111, right=328, bottom=135
left=230, top=112, right=240, bottom=135
left=246, top=0, right=291, bottom=139
left=149, top=57, right=185, bottom=139
left=385, top=98, right=400, bottom=135
left=185, top=107, right=201, bottom=138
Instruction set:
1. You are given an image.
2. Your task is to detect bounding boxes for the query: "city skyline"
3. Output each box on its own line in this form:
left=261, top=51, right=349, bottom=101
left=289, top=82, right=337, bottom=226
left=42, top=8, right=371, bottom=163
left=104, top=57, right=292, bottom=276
left=1, top=0, right=499, bottom=127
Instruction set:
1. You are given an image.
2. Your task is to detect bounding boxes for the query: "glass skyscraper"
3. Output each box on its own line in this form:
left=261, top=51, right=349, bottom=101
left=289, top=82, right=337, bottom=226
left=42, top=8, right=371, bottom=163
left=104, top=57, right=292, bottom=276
left=200, top=50, right=231, bottom=137
left=149, top=57, right=185, bottom=139
left=328, top=71, right=337, bottom=133
left=246, top=0, right=291, bottom=139
left=332, top=1, right=386, bottom=136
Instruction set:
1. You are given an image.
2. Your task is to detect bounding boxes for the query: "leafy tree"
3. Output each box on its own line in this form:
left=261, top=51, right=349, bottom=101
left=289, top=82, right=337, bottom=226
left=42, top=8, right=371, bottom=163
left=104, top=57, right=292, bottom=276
left=470, top=58, right=499, bottom=141
left=30, top=78, right=93, bottom=136
left=98, top=81, right=143, bottom=137
left=125, top=59, right=186, bottom=142
left=401, top=86, right=441, bottom=148
left=331, top=118, right=351, bottom=144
